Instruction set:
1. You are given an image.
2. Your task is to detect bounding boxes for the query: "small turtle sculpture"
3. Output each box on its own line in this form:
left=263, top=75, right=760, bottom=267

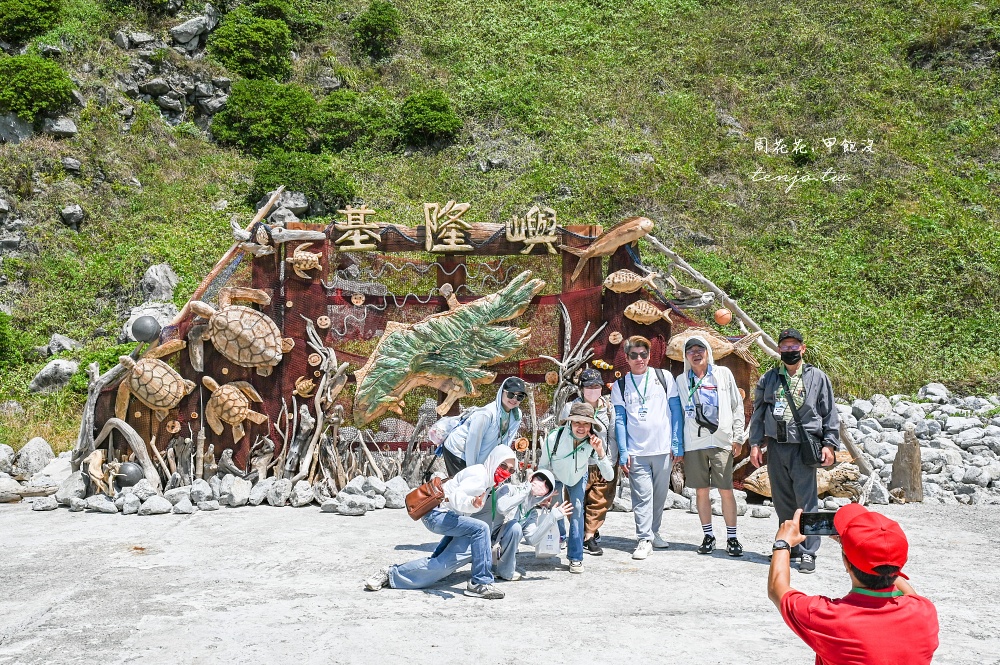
left=189, top=287, right=294, bottom=377
left=202, top=375, right=268, bottom=443
left=115, top=339, right=195, bottom=422
left=285, top=242, right=322, bottom=279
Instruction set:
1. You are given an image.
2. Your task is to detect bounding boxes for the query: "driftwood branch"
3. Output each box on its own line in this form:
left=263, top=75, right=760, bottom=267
left=93, top=418, right=161, bottom=492
left=644, top=234, right=780, bottom=359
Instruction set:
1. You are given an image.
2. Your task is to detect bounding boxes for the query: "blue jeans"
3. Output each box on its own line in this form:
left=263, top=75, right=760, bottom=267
left=419, top=509, right=493, bottom=585
left=557, top=476, right=586, bottom=562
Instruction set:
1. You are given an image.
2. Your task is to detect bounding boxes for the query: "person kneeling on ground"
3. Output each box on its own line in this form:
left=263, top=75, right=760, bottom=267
left=539, top=402, right=614, bottom=574
left=768, top=505, right=939, bottom=664
left=364, top=446, right=516, bottom=599
left=675, top=335, right=746, bottom=557
left=364, top=456, right=571, bottom=597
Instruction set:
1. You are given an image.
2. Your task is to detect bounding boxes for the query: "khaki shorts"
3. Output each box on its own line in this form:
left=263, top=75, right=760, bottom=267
left=684, top=447, right=733, bottom=489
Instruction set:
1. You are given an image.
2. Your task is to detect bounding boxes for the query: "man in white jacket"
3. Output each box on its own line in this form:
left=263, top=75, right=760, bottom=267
left=675, top=335, right=746, bottom=557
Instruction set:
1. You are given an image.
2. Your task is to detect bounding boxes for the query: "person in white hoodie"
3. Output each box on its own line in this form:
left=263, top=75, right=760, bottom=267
left=363, top=446, right=515, bottom=599
left=675, top=335, right=746, bottom=557
left=539, top=402, right=614, bottom=574
left=364, top=467, right=571, bottom=594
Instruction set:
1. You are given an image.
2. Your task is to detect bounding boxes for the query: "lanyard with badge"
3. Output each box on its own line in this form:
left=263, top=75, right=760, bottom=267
left=630, top=371, right=650, bottom=421
left=773, top=367, right=797, bottom=418
left=686, top=371, right=708, bottom=419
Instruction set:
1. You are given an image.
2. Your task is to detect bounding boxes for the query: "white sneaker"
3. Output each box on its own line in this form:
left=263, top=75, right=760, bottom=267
left=569, top=560, right=584, bottom=574
left=632, top=539, right=653, bottom=560
left=652, top=533, right=670, bottom=549
left=364, top=567, right=390, bottom=591
left=465, top=581, right=505, bottom=599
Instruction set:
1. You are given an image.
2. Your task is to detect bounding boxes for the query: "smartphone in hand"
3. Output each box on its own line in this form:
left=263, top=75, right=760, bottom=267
left=800, top=511, right=838, bottom=536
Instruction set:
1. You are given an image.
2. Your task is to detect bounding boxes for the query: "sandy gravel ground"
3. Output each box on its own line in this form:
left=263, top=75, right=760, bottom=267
left=0, top=501, right=997, bottom=665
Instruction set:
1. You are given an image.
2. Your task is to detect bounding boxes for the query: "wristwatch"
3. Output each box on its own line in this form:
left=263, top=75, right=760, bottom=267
left=772, top=539, right=791, bottom=551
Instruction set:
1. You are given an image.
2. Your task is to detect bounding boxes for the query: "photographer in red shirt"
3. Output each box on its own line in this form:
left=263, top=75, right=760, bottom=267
left=767, top=505, right=939, bottom=664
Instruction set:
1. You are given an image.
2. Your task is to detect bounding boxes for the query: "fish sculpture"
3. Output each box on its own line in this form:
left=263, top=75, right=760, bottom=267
left=664, top=327, right=762, bottom=367
left=623, top=300, right=673, bottom=325
left=560, top=216, right=654, bottom=282
left=603, top=269, right=659, bottom=294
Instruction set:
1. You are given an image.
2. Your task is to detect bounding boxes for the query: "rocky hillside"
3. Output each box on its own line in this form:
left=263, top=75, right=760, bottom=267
left=1, top=0, right=998, bottom=450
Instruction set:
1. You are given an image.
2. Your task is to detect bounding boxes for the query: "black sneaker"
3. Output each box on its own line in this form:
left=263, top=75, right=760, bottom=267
left=799, top=553, right=816, bottom=574
left=584, top=537, right=604, bottom=556
left=697, top=535, right=716, bottom=555
left=594, top=530, right=601, bottom=543
left=726, top=538, right=744, bottom=557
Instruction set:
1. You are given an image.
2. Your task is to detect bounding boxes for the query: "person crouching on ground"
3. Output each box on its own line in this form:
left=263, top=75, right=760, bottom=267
left=364, top=445, right=517, bottom=600
left=539, top=402, right=614, bottom=574
left=558, top=368, right=619, bottom=557
left=364, top=466, right=571, bottom=595
left=442, top=377, right=526, bottom=476
left=768, top=505, right=939, bottom=664
left=675, top=335, right=746, bottom=557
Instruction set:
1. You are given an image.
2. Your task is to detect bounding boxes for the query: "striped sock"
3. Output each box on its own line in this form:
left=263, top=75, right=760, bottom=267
left=727, top=525, right=737, bottom=540
left=701, top=523, right=713, bottom=538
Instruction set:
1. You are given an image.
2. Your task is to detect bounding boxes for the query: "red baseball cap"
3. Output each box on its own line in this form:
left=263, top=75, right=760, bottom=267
left=834, top=503, right=909, bottom=579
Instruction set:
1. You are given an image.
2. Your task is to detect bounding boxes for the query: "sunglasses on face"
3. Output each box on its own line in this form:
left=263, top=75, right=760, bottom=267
left=778, top=344, right=803, bottom=352
left=685, top=347, right=706, bottom=355
left=628, top=351, right=649, bottom=360
left=505, top=391, right=527, bottom=402
left=499, top=462, right=515, bottom=472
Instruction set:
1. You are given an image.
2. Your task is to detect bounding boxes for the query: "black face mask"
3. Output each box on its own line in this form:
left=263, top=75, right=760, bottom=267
left=780, top=350, right=802, bottom=365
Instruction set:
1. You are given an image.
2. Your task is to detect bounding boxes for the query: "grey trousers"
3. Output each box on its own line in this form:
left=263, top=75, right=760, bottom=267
left=629, top=453, right=673, bottom=541
left=766, top=440, right=821, bottom=556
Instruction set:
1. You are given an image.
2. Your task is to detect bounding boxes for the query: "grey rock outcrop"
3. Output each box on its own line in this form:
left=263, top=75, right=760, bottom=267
left=290, top=480, right=314, bottom=507
left=140, top=264, right=179, bottom=301
left=0, top=113, right=34, bottom=144
left=122, top=493, right=142, bottom=514
left=173, top=496, right=196, bottom=514
left=138, top=495, right=173, bottom=515
left=12, top=438, right=55, bottom=479
left=55, top=471, right=87, bottom=504
left=249, top=477, right=275, bottom=506
left=32, top=496, right=59, bottom=511
left=190, top=478, right=212, bottom=503
left=29, top=359, right=79, bottom=393
left=86, top=494, right=119, bottom=513
left=43, top=117, right=78, bottom=138
left=267, top=478, right=292, bottom=506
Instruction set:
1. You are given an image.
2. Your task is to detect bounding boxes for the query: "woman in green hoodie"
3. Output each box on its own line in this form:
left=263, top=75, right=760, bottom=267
left=539, top=402, right=614, bottom=573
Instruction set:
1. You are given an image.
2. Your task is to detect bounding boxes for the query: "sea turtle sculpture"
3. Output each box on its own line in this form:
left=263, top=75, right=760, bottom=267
left=202, top=375, right=268, bottom=443
left=285, top=242, right=323, bottom=279
left=189, top=287, right=294, bottom=377
left=115, top=339, right=195, bottom=422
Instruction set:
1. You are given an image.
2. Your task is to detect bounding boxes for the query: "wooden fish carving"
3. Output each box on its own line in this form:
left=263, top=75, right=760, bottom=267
left=560, top=216, right=654, bottom=282
left=603, top=269, right=659, bottom=294
left=665, top=327, right=762, bottom=367
left=624, top=300, right=673, bottom=325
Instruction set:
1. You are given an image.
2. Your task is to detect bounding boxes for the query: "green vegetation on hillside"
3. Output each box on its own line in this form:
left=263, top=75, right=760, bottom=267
left=1, top=0, right=998, bottom=451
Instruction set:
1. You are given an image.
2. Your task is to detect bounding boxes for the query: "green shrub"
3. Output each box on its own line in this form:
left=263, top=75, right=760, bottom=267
left=66, top=343, right=136, bottom=394
left=207, top=7, right=292, bottom=80
left=249, top=149, right=355, bottom=210
left=0, top=313, right=25, bottom=369
left=0, top=0, right=61, bottom=43
left=211, top=79, right=318, bottom=155
left=315, top=88, right=399, bottom=151
left=351, top=0, right=401, bottom=60
left=0, top=54, right=75, bottom=120
left=248, top=0, right=324, bottom=40
left=399, top=89, right=461, bottom=146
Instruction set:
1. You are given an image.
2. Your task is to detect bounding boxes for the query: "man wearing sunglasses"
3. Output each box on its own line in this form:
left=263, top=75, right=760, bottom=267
left=749, top=328, right=840, bottom=574
left=443, top=377, right=527, bottom=476
left=611, top=335, right=684, bottom=560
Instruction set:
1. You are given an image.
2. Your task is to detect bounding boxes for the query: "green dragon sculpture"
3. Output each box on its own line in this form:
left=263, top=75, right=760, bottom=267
left=353, top=270, right=546, bottom=425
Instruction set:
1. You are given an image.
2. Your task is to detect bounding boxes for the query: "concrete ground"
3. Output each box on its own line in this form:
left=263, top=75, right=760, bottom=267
left=0, top=501, right=997, bottom=665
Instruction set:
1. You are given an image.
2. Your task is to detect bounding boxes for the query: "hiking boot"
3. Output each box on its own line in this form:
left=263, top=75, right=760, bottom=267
left=465, top=581, right=505, bottom=599
left=584, top=537, right=604, bottom=556
left=726, top=538, right=744, bottom=557
left=363, top=567, right=390, bottom=591
left=697, top=535, right=716, bottom=555
left=799, top=553, right=816, bottom=574
left=652, top=533, right=670, bottom=549
left=569, top=560, right=584, bottom=574
left=632, top=539, right=653, bottom=560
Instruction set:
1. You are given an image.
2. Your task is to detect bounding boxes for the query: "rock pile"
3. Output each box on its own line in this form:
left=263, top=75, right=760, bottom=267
left=842, top=383, right=1000, bottom=506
